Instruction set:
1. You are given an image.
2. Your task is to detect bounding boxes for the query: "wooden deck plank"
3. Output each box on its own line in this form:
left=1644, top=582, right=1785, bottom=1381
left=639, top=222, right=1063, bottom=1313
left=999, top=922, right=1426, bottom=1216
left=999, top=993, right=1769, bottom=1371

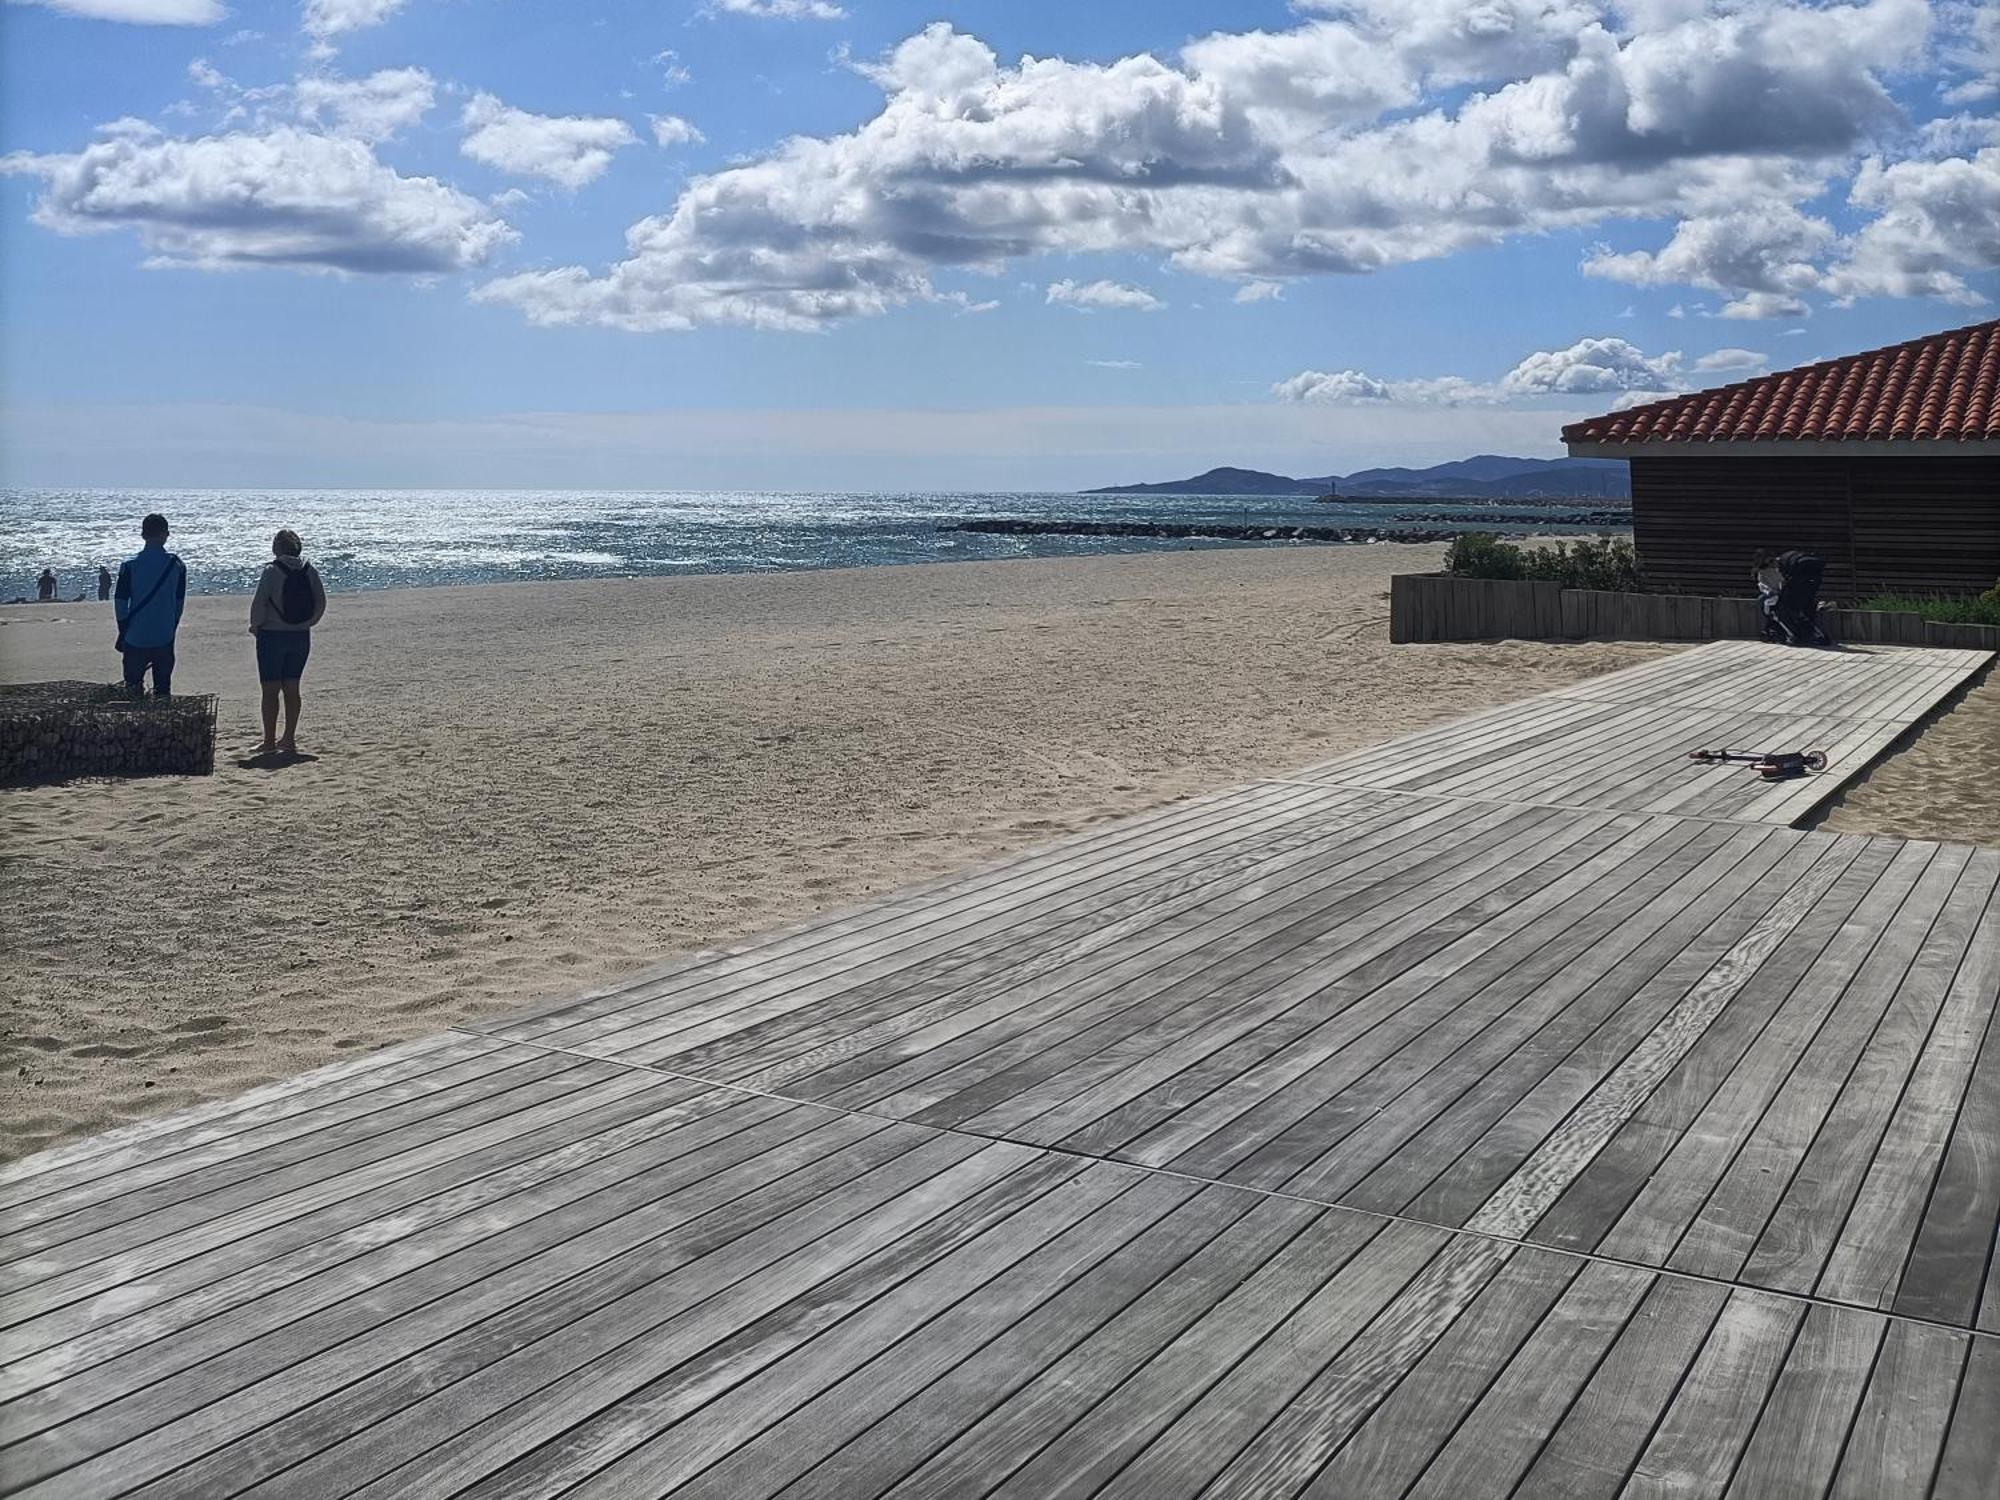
left=4, top=636, right=1993, bottom=1500
left=575, top=788, right=1408, bottom=1070
left=1667, top=844, right=1973, bottom=1284
left=735, top=801, right=1560, bottom=1108
left=1931, top=1333, right=2000, bottom=1500
left=706, top=795, right=1490, bottom=1093
left=1525, top=838, right=1905, bottom=1258
left=1509, top=1275, right=1730, bottom=1499
left=1040, top=818, right=1725, bottom=1165
left=808, top=806, right=1600, bottom=1123
left=901, top=810, right=1628, bottom=1138
left=1400, top=1259, right=1655, bottom=1499
left=270, top=1159, right=1177, bottom=1500
left=1024, top=816, right=1728, bottom=1160
left=1120, top=819, right=1744, bottom=1183
left=0, top=1032, right=508, bottom=1208
left=474, top=780, right=1344, bottom=1040
left=1578, top=839, right=1938, bottom=1265
left=1617, top=1291, right=1805, bottom=1500
left=1288, top=641, right=1990, bottom=827
left=1337, top=832, right=1833, bottom=1224
left=1749, top=850, right=2000, bottom=1302
left=1722, top=1303, right=1885, bottom=1500
left=828, top=1193, right=1323, bottom=1500
left=0, top=1085, right=787, bottom=1407
left=501, top=783, right=1356, bottom=1054
left=1825, top=1320, right=1969, bottom=1500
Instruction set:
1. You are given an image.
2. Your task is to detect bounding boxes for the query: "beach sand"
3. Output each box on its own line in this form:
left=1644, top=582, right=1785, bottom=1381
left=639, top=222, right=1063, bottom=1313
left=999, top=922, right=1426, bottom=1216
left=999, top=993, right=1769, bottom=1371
left=0, top=543, right=1709, bottom=1158
left=1817, top=671, right=2000, bottom=846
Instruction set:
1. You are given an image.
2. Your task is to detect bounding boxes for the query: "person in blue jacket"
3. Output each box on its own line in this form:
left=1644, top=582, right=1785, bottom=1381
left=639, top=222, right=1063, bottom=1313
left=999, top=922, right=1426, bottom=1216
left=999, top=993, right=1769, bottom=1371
left=114, top=513, right=187, bottom=696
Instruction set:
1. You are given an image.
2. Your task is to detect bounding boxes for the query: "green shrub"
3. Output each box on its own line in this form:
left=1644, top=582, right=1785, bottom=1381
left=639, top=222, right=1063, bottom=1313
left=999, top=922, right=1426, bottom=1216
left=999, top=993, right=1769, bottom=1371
left=1445, top=532, right=1644, bottom=591
left=1856, top=587, right=2000, bottom=627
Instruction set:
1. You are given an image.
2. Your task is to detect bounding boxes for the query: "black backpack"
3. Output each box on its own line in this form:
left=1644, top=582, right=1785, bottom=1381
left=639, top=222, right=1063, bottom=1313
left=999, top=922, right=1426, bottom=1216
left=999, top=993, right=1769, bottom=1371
left=278, top=564, right=318, bottom=625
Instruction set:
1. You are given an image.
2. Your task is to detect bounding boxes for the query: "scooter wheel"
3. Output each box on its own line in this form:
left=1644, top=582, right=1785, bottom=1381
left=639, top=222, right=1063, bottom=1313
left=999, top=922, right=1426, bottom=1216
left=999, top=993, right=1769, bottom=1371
left=1804, top=751, right=1828, bottom=772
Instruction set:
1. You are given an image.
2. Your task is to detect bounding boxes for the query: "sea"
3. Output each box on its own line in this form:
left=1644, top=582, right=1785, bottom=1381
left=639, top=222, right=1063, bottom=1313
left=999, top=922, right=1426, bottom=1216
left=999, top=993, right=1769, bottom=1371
left=1, top=488, right=1621, bottom=600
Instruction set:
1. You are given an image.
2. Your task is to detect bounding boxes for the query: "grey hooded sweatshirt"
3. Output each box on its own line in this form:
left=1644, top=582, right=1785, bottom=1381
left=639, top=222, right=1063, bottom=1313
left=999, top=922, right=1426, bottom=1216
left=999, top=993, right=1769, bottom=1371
left=249, top=554, right=327, bottom=633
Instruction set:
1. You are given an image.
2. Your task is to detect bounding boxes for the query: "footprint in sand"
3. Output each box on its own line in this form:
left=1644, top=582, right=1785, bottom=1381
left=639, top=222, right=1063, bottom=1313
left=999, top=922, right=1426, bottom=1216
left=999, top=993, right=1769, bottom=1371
left=172, top=1016, right=232, bottom=1034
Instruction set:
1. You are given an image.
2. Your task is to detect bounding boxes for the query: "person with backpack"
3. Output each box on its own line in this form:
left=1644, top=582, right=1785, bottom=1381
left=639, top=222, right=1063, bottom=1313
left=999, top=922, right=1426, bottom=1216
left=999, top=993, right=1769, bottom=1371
left=114, top=514, right=187, bottom=695
left=248, top=529, right=327, bottom=756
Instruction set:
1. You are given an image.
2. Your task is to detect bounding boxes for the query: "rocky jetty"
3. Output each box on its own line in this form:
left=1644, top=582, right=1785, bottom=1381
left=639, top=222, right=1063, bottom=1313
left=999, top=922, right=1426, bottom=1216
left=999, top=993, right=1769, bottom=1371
left=1390, top=509, right=1631, bottom=527
left=945, top=518, right=1467, bottom=544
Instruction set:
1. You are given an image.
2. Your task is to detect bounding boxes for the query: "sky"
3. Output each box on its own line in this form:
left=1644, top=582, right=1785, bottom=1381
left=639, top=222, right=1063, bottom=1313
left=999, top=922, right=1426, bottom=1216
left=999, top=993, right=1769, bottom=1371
left=1, top=0, right=1995, bottom=490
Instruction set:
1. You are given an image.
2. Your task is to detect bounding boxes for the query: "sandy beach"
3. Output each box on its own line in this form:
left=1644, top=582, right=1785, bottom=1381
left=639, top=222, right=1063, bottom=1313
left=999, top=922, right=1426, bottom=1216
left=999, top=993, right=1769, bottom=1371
left=2, top=543, right=1690, bottom=1159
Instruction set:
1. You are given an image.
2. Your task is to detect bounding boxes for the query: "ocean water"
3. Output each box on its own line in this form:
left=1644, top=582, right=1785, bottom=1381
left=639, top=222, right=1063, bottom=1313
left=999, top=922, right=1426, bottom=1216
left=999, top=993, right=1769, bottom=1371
left=1, top=488, right=1618, bottom=600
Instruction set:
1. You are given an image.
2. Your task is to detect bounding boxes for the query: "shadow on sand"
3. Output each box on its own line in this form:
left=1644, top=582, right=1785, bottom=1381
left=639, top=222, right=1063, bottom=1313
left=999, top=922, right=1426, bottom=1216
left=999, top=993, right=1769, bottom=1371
left=233, top=750, right=322, bottom=771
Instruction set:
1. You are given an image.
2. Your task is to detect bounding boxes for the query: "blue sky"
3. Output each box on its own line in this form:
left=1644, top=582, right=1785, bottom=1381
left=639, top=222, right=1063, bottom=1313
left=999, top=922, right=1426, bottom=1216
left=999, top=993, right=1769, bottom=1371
left=1, top=0, right=1994, bottom=489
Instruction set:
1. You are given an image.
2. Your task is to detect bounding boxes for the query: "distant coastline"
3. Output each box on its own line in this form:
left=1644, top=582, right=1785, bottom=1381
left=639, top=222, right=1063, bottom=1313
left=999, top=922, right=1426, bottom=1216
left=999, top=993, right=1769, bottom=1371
left=1085, top=454, right=1631, bottom=500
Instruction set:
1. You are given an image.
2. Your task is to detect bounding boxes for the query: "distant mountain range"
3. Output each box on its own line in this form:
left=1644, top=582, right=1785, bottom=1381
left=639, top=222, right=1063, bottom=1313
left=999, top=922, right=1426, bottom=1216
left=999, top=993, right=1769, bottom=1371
left=1085, top=455, right=1630, bottom=500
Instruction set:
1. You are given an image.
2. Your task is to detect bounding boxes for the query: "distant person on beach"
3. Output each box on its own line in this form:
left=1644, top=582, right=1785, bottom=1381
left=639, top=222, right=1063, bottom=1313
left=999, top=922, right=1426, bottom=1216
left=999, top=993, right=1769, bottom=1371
left=97, top=566, right=113, bottom=601
left=37, top=569, right=56, bottom=602
left=114, top=514, right=186, bottom=696
left=248, top=529, right=326, bottom=756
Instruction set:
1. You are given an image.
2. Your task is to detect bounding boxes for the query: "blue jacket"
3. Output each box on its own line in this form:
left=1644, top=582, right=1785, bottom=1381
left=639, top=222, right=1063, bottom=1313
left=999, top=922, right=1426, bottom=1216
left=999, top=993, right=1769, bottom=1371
left=114, top=543, right=186, bottom=649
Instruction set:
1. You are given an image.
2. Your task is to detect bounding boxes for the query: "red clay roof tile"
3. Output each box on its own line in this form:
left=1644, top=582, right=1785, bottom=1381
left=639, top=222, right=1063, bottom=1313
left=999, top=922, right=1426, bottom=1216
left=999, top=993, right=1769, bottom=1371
left=1562, top=319, right=2000, bottom=447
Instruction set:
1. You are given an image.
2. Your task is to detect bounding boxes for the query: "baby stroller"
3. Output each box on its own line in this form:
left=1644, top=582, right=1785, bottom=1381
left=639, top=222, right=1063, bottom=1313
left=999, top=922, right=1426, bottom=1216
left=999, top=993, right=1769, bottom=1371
left=1755, top=550, right=1834, bottom=648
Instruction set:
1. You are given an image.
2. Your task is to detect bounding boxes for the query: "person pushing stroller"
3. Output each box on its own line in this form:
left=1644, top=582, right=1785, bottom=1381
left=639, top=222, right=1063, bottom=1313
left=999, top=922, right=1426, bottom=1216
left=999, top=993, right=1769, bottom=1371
left=1753, top=549, right=1833, bottom=647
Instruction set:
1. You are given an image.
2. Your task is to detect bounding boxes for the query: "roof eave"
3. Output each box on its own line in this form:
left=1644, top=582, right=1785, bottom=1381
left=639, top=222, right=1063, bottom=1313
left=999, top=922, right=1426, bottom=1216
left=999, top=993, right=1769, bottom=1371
left=1564, top=438, right=2000, bottom=459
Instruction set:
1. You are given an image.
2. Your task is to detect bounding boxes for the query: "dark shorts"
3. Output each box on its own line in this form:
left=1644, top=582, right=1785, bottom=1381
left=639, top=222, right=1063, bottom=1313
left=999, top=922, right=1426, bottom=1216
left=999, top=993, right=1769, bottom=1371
left=255, top=629, right=311, bottom=683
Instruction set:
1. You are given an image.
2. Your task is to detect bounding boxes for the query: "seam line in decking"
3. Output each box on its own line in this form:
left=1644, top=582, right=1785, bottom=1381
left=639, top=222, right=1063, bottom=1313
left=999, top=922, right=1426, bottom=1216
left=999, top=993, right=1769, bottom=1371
left=444, top=1022, right=2000, bottom=1346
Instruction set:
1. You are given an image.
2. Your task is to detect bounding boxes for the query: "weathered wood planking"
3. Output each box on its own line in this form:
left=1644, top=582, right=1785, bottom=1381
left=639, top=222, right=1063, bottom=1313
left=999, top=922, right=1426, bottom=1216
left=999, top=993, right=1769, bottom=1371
left=462, top=769, right=2000, bottom=1336
left=4, top=625, right=1993, bottom=1499
left=4, top=1109, right=1981, bottom=1500
left=1294, top=639, right=1991, bottom=826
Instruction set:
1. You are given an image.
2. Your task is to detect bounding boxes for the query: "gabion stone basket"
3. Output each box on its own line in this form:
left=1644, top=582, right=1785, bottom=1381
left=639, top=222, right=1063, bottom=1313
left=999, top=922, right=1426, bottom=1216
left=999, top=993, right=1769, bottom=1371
left=0, top=681, right=218, bottom=784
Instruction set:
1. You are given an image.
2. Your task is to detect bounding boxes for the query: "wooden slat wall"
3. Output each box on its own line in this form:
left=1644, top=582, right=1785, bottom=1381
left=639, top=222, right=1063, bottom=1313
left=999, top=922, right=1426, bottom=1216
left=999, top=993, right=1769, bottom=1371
left=1850, top=458, right=2000, bottom=596
left=1631, top=454, right=2000, bottom=599
left=1388, top=574, right=2000, bottom=648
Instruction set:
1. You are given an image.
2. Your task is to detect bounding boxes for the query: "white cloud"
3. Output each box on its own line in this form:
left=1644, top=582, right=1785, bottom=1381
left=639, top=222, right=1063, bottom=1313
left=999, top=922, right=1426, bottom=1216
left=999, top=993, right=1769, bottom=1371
left=1087, top=359, right=1142, bottom=369
left=1271, top=369, right=1498, bottom=405
left=477, top=4, right=1952, bottom=336
left=649, top=114, right=704, bottom=148
left=1, top=120, right=513, bottom=274
left=707, top=0, right=845, bottom=17
left=1825, top=148, right=2000, bottom=306
left=14, top=0, right=222, bottom=21
left=1046, top=278, right=1165, bottom=312
left=1692, top=347, right=1768, bottom=372
left=1717, top=291, right=1810, bottom=319
left=1501, top=336, right=1684, bottom=395
left=293, top=67, right=435, bottom=142
left=1232, top=280, right=1284, bottom=303
left=1939, top=1, right=1998, bottom=104
left=1582, top=205, right=1833, bottom=303
left=653, top=50, right=692, bottom=88
left=302, top=0, right=405, bottom=43
left=460, top=94, right=638, bottom=189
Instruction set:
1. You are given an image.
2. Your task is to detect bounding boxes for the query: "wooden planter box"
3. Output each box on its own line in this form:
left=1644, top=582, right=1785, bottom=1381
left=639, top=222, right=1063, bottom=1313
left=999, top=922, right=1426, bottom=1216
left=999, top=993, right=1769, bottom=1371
left=1390, top=573, right=2000, bottom=649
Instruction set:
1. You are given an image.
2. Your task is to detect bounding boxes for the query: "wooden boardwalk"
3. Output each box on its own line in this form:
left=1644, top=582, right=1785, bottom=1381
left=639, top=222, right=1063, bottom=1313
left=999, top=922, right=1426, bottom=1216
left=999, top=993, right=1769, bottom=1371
left=4, top=641, right=1995, bottom=1499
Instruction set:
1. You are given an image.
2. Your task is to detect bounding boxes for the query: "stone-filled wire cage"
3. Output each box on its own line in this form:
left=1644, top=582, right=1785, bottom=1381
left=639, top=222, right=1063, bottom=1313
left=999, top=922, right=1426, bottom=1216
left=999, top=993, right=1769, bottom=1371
left=0, top=681, right=217, bottom=785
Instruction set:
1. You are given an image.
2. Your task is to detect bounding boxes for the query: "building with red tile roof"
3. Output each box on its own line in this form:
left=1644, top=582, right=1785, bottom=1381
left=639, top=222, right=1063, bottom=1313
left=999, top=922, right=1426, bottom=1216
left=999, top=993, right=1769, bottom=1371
left=1562, top=320, right=1999, bottom=597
